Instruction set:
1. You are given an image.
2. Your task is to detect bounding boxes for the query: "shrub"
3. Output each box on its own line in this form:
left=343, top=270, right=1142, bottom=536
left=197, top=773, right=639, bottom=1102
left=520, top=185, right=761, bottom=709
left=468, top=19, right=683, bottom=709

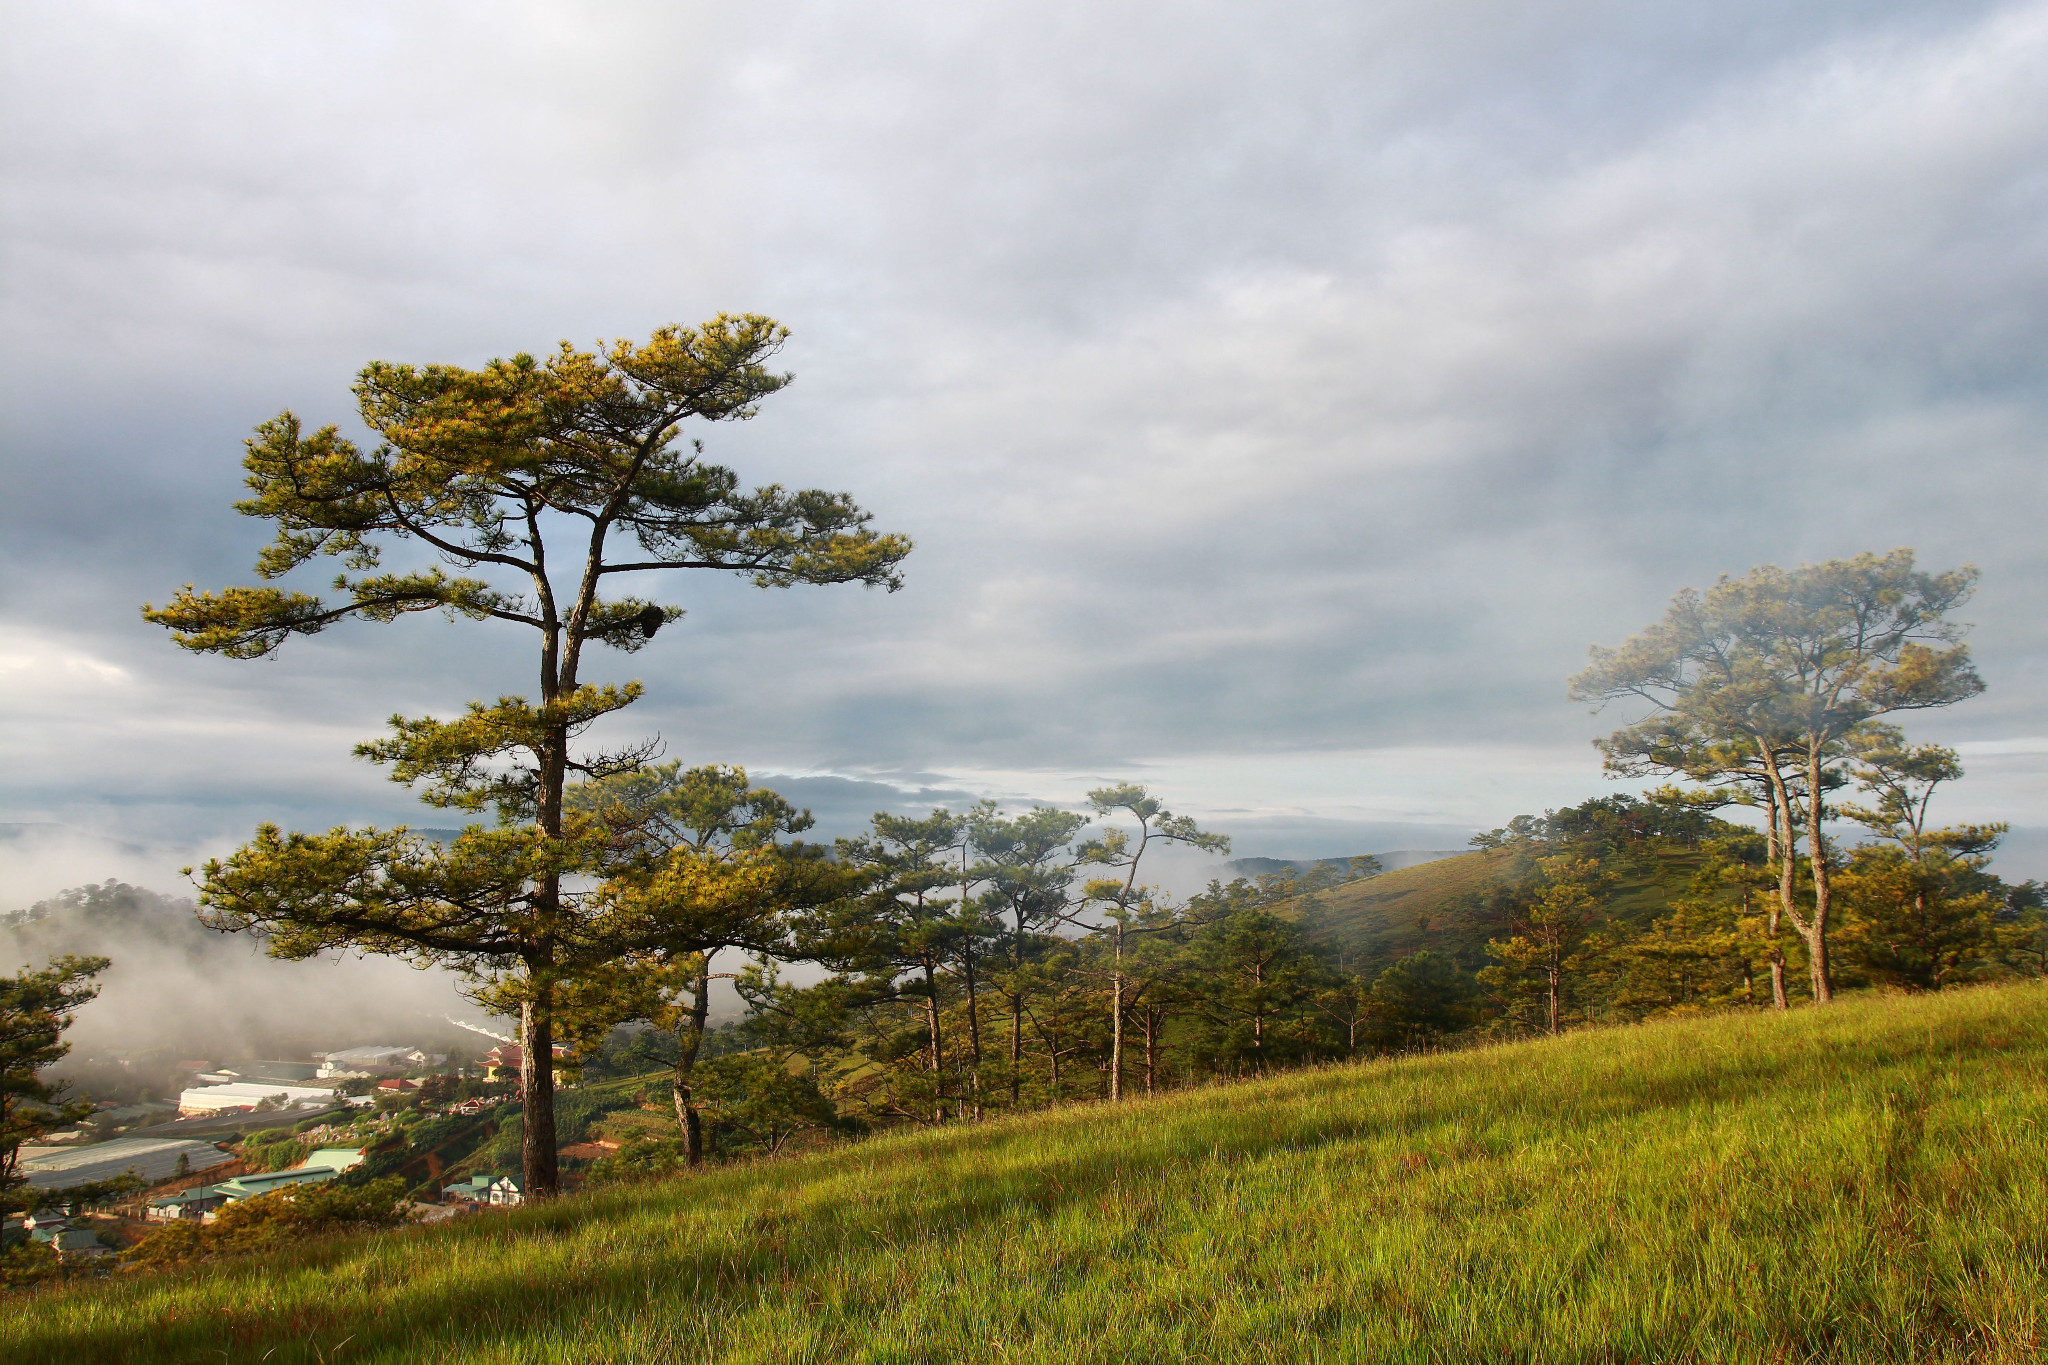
left=127, top=1178, right=408, bottom=1264
left=0, top=1241, right=65, bottom=1289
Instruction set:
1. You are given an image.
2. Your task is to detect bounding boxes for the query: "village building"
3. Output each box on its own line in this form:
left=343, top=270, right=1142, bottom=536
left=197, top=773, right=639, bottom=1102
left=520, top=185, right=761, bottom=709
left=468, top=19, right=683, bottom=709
left=487, top=1176, right=524, bottom=1207
left=197, top=1061, right=322, bottom=1086
left=177, top=1080, right=338, bottom=1115
left=207, top=1148, right=366, bottom=1205
left=144, top=1187, right=231, bottom=1222
left=440, top=1174, right=493, bottom=1205
left=483, top=1043, right=572, bottom=1086
left=43, top=1226, right=112, bottom=1261
left=315, top=1046, right=445, bottom=1078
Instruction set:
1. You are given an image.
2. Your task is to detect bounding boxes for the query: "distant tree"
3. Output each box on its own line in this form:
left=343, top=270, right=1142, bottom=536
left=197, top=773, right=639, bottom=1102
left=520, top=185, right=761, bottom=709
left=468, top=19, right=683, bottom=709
left=1013, top=943, right=1102, bottom=1101
left=573, top=763, right=843, bottom=1166
left=1367, top=951, right=1478, bottom=1049
left=1185, top=883, right=1324, bottom=1076
left=1572, top=551, right=1984, bottom=1003
left=1310, top=968, right=1376, bottom=1057
left=825, top=810, right=971, bottom=1122
left=0, top=956, right=106, bottom=1212
left=1834, top=731, right=2009, bottom=991
left=146, top=317, right=909, bottom=1198
left=2003, top=882, right=2048, bottom=979
left=1479, top=855, right=1611, bottom=1035
left=970, top=806, right=1088, bottom=1110
left=1075, top=784, right=1228, bottom=1101
left=695, top=1053, right=841, bottom=1157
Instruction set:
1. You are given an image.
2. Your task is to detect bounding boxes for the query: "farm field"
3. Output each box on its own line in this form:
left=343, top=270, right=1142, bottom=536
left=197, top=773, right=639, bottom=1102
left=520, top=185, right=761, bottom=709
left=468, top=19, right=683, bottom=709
left=9, top=982, right=2046, bottom=1365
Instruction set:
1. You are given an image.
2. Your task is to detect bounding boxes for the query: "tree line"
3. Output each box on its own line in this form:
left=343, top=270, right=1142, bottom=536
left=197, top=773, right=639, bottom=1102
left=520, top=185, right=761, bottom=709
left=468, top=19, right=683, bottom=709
left=560, top=758, right=2042, bottom=1177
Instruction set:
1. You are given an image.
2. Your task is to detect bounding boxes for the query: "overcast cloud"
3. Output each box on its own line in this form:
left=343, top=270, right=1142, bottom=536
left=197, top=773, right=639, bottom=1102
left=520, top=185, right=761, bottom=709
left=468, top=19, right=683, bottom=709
left=4, top=0, right=2045, bottom=912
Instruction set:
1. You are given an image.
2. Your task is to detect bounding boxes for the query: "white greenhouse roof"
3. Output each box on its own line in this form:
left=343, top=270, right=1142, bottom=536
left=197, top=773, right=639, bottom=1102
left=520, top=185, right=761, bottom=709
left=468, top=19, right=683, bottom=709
left=16, top=1138, right=234, bottom=1190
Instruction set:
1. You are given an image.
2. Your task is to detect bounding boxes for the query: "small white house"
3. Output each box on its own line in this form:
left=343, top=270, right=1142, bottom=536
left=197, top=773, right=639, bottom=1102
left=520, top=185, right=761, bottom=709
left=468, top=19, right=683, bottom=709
left=487, top=1176, right=523, bottom=1207
left=144, top=1187, right=230, bottom=1222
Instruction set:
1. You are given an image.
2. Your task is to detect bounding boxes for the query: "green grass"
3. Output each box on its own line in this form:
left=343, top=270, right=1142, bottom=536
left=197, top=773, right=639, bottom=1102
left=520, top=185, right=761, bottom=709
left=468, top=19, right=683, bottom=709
left=1297, top=846, right=1704, bottom=971
left=12, top=984, right=2047, bottom=1363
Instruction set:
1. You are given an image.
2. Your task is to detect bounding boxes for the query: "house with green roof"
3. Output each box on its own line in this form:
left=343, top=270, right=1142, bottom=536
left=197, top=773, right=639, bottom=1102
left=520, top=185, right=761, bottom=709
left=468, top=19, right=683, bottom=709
left=143, top=1186, right=231, bottom=1222
left=210, top=1147, right=366, bottom=1203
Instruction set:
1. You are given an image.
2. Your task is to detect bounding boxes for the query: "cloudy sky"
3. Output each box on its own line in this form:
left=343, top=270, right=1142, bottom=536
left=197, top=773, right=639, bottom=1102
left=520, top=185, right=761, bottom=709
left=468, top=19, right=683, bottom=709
left=4, top=0, right=2046, bottom=908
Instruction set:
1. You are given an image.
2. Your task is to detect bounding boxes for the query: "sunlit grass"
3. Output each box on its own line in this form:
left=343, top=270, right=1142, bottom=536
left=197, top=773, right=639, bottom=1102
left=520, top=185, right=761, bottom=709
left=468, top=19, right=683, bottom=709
left=11, top=983, right=2046, bottom=1363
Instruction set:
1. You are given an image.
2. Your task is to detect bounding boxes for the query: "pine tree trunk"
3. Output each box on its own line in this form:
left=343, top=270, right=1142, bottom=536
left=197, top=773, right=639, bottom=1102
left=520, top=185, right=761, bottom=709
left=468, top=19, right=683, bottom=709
left=1009, top=995, right=1023, bottom=1109
left=923, top=960, right=946, bottom=1122
left=1009, top=906, right=1025, bottom=1109
left=1109, top=925, right=1125, bottom=1102
left=1804, top=749, right=1835, bottom=1004
left=1252, top=959, right=1265, bottom=1074
left=672, top=962, right=711, bottom=1166
left=1144, top=1007, right=1158, bottom=1094
left=519, top=992, right=558, bottom=1200
left=962, top=943, right=984, bottom=1121
left=1763, top=766, right=1795, bottom=1011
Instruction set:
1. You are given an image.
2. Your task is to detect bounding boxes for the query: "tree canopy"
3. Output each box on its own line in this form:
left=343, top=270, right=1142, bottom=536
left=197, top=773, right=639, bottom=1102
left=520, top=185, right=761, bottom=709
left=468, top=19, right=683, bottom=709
left=1570, top=549, right=1983, bottom=1002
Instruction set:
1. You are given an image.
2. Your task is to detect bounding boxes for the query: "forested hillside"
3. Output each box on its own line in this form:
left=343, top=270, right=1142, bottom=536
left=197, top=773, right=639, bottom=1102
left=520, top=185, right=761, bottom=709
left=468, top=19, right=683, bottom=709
left=1290, top=843, right=1704, bottom=976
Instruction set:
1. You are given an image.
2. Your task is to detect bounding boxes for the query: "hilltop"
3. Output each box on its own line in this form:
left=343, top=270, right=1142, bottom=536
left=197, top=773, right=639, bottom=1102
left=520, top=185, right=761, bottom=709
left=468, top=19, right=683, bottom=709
left=9, top=982, right=2046, bottom=1363
left=1283, top=842, right=1706, bottom=975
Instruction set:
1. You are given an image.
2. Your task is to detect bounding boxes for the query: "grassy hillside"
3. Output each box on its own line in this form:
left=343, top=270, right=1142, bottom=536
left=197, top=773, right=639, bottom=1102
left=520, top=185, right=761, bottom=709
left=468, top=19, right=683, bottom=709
left=11, top=983, right=2047, bottom=1363
left=1292, top=844, right=1706, bottom=972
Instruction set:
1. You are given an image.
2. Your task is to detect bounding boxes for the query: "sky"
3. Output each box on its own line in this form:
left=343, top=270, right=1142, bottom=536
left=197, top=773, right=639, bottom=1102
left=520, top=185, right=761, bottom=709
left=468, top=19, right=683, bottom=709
left=4, top=0, right=2046, bottom=915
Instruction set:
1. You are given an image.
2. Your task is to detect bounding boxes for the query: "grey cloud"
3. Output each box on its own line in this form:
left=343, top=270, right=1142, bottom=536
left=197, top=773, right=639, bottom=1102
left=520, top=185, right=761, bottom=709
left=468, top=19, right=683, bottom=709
left=2, top=0, right=2044, bottom=860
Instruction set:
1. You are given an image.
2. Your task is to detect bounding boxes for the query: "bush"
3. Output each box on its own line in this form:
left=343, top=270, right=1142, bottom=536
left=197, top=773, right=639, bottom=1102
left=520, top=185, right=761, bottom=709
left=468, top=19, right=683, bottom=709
left=247, top=1139, right=309, bottom=1171
left=128, top=1178, right=408, bottom=1264
left=0, top=1241, right=65, bottom=1289
left=589, top=1134, right=691, bottom=1185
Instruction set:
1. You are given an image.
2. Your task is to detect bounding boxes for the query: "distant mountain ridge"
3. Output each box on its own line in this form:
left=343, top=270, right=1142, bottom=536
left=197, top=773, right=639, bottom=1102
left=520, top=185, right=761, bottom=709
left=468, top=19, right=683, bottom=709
left=1226, top=849, right=1466, bottom=879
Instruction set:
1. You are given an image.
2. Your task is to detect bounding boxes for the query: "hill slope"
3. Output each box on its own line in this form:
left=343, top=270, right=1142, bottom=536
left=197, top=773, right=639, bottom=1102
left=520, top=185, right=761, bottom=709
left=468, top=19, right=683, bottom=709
left=1289, top=844, right=1707, bottom=972
left=12, top=984, right=2048, bottom=1363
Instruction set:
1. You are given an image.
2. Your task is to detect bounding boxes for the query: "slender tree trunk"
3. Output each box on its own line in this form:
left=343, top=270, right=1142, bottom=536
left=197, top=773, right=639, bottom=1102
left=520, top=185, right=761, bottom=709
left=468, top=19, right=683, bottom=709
left=1109, top=924, right=1125, bottom=1102
left=671, top=961, right=711, bottom=1166
left=1009, top=906, right=1024, bottom=1110
left=960, top=854, right=983, bottom=1121
left=519, top=987, right=559, bottom=1200
left=1010, top=995, right=1023, bottom=1109
left=1763, top=766, right=1794, bottom=1011
left=1804, top=748, right=1835, bottom=1004
left=922, top=959, right=945, bottom=1122
left=1144, top=1006, right=1158, bottom=1094
left=1252, top=960, right=1265, bottom=1074
left=962, top=942, right=984, bottom=1121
